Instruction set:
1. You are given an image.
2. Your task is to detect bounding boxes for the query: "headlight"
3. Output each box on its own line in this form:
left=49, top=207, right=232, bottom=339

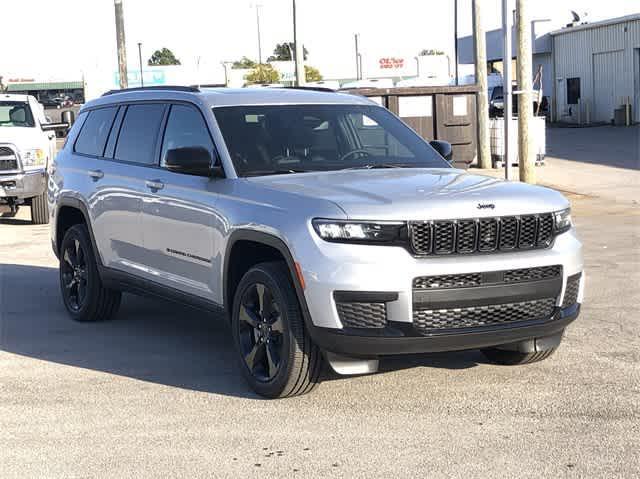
left=21, top=148, right=46, bottom=168
left=554, top=208, right=572, bottom=233
left=312, top=219, right=405, bottom=244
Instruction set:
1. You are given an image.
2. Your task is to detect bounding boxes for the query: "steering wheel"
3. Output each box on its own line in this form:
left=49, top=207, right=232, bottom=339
left=338, top=149, right=371, bottom=162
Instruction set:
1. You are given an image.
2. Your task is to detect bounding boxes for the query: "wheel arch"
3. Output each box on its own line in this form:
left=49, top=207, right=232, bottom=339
left=54, top=197, right=101, bottom=267
left=223, top=230, right=311, bottom=325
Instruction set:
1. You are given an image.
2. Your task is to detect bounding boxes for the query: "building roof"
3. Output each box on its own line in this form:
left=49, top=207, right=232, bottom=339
left=83, top=87, right=375, bottom=111
left=549, top=13, right=640, bottom=36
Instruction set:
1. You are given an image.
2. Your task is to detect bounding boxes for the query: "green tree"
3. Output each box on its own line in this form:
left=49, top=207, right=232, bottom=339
left=419, top=49, right=445, bottom=56
left=245, top=64, right=281, bottom=84
left=232, top=56, right=257, bottom=69
left=148, top=48, right=181, bottom=66
left=267, top=42, right=308, bottom=61
left=305, top=65, right=323, bottom=82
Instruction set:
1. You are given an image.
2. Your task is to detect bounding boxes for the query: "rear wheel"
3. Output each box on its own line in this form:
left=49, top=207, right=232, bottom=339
left=480, top=346, right=558, bottom=365
left=31, top=192, right=49, bottom=224
left=231, top=262, right=322, bottom=398
left=59, top=224, right=121, bottom=322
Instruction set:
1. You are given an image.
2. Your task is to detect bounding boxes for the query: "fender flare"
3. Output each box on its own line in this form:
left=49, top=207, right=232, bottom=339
left=54, top=196, right=103, bottom=268
left=223, top=229, right=312, bottom=326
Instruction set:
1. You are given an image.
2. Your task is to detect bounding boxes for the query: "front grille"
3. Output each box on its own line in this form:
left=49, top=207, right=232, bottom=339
left=336, top=302, right=387, bottom=328
left=409, top=213, right=556, bottom=256
left=413, top=265, right=562, bottom=290
left=413, top=298, right=557, bottom=333
left=562, top=273, right=581, bottom=307
left=0, top=146, right=19, bottom=172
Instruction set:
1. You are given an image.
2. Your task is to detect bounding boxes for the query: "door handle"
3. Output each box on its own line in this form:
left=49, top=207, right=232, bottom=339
left=145, top=179, right=165, bottom=191
left=88, top=169, right=104, bottom=180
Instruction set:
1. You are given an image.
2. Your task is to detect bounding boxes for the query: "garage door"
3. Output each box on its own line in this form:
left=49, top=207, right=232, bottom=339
left=592, top=50, right=624, bottom=123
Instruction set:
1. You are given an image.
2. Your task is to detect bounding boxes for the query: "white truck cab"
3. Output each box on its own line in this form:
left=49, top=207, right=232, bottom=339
left=0, top=93, right=59, bottom=223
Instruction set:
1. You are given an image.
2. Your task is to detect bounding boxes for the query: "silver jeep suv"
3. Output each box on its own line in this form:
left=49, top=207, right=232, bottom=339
left=50, top=86, right=584, bottom=398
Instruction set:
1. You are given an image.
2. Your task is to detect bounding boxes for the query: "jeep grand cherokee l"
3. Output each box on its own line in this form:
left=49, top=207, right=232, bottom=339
left=49, top=86, right=583, bottom=398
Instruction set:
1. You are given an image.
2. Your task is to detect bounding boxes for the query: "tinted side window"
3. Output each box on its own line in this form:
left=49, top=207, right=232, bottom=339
left=115, top=104, right=165, bottom=165
left=74, top=107, right=118, bottom=156
left=160, top=104, right=215, bottom=167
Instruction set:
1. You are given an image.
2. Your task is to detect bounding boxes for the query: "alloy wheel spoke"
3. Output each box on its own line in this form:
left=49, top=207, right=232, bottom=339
left=76, top=243, right=85, bottom=266
left=270, top=316, right=284, bottom=334
left=265, top=343, right=279, bottom=378
left=77, top=280, right=86, bottom=306
left=256, top=284, right=266, bottom=316
left=239, top=304, right=261, bottom=329
left=63, top=249, right=74, bottom=268
left=244, top=341, right=264, bottom=372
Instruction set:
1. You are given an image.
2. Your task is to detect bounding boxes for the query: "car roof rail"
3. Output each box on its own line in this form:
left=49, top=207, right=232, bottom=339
left=101, top=85, right=200, bottom=96
left=282, top=86, right=337, bottom=93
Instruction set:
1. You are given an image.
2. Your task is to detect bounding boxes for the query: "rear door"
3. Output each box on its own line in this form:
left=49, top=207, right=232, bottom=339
left=84, top=102, right=167, bottom=274
left=140, top=103, right=222, bottom=301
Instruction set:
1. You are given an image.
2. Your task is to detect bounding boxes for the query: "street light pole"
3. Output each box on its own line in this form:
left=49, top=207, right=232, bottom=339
left=502, top=0, right=513, bottom=180
left=255, top=4, right=263, bottom=64
left=354, top=33, right=361, bottom=80
left=454, top=0, right=459, bottom=85
left=114, top=0, right=128, bottom=89
left=292, top=0, right=305, bottom=86
left=137, top=42, right=144, bottom=88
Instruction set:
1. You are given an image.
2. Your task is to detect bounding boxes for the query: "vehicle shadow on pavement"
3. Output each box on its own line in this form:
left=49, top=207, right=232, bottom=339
left=0, top=263, right=483, bottom=399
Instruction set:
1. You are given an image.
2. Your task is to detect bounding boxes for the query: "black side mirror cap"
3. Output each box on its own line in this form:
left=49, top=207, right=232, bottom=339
left=429, top=140, right=453, bottom=162
left=166, top=146, right=222, bottom=177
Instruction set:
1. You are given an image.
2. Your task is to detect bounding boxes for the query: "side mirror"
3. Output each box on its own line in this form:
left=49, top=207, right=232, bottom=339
left=430, top=140, right=453, bottom=162
left=41, top=122, right=69, bottom=132
left=166, top=146, right=224, bottom=177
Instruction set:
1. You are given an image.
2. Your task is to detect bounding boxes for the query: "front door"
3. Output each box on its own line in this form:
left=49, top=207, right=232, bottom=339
left=140, top=103, right=223, bottom=302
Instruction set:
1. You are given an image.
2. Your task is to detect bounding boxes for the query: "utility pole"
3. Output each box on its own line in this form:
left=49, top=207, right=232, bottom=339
left=137, top=42, right=144, bottom=87
left=516, top=0, right=535, bottom=184
left=354, top=33, right=361, bottom=80
left=454, top=0, right=460, bottom=85
left=473, top=0, right=491, bottom=169
left=255, top=4, right=263, bottom=64
left=114, top=0, right=128, bottom=89
left=502, top=0, right=512, bottom=180
left=292, top=0, right=305, bottom=86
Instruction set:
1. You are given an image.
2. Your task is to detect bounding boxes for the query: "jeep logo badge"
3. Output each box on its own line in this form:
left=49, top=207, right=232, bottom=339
left=477, top=203, right=495, bottom=210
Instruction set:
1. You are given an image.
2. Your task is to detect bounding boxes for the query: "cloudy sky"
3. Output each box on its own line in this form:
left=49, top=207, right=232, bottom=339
left=1, top=0, right=638, bottom=82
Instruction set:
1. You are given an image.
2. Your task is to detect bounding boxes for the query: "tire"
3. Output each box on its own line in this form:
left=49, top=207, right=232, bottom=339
left=59, top=224, right=121, bottom=322
left=31, top=191, right=49, bottom=224
left=480, top=346, right=557, bottom=365
left=231, top=261, right=323, bottom=398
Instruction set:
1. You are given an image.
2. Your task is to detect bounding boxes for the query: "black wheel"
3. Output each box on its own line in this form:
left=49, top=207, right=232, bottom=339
left=232, top=261, right=322, bottom=398
left=31, top=191, right=49, bottom=224
left=481, top=347, right=557, bottom=365
left=59, top=224, right=121, bottom=322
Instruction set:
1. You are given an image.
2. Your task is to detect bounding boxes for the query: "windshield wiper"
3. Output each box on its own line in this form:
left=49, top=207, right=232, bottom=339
left=340, top=163, right=411, bottom=171
left=245, top=168, right=311, bottom=177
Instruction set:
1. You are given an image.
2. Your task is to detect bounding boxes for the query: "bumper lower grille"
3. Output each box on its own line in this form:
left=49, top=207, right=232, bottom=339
left=336, top=302, right=387, bottom=329
left=409, top=214, right=555, bottom=256
left=413, top=298, right=557, bottom=333
left=413, top=265, right=562, bottom=290
left=0, top=146, right=19, bottom=172
left=562, top=273, right=581, bottom=307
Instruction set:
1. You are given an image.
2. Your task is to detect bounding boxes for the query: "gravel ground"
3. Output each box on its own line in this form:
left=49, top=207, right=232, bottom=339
left=0, top=129, right=638, bottom=478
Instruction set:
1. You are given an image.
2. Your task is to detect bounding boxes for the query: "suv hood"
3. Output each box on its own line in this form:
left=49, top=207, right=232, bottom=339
left=249, top=168, right=569, bottom=220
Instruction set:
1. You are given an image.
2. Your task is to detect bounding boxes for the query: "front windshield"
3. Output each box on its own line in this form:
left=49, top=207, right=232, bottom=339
left=213, top=104, right=449, bottom=177
left=0, top=101, right=35, bottom=128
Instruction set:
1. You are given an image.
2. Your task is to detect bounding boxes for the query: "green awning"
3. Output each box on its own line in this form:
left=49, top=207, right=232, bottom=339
left=7, top=81, right=84, bottom=92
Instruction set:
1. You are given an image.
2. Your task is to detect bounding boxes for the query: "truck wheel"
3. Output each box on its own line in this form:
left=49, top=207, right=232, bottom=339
left=31, top=192, right=49, bottom=224
left=59, top=224, right=121, bottom=322
left=232, top=261, right=323, bottom=398
left=480, top=347, right=557, bottom=365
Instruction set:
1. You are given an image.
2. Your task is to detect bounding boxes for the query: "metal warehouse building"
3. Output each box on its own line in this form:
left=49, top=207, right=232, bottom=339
left=551, top=14, right=640, bottom=124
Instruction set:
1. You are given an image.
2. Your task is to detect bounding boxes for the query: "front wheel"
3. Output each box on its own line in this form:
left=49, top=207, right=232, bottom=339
left=31, top=191, right=49, bottom=224
left=231, top=262, right=323, bottom=398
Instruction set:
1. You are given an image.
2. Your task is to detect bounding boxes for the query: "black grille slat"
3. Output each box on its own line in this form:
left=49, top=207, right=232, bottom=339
left=409, top=214, right=556, bottom=256
left=413, top=298, right=557, bottom=332
left=503, top=265, right=562, bottom=283
left=562, top=274, right=581, bottom=308
left=0, top=146, right=18, bottom=171
left=433, top=222, right=455, bottom=254
left=0, top=146, right=15, bottom=157
left=336, top=302, right=387, bottom=329
left=413, top=273, right=482, bottom=289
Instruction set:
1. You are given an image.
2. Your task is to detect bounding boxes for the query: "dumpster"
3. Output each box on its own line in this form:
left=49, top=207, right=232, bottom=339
left=341, top=85, right=479, bottom=169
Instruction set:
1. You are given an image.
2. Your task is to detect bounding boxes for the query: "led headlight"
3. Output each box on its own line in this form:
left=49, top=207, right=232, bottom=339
left=312, top=219, right=405, bottom=244
left=21, top=148, right=46, bottom=168
left=554, top=208, right=572, bottom=234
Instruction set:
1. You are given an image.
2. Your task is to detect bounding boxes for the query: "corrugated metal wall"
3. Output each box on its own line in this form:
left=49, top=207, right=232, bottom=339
left=553, top=18, right=640, bottom=123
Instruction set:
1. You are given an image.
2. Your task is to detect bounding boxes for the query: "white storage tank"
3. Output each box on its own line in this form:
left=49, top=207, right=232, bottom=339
left=490, top=117, right=546, bottom=166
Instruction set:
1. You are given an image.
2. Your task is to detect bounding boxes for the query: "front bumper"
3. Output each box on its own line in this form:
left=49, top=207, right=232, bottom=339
left=0, top=170, right=47, bottom=200
left=309, top=304, right=580, bottom=357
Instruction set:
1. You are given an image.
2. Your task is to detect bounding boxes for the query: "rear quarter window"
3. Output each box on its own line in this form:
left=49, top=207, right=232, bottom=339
left=74, top=107, right=118, bottom=157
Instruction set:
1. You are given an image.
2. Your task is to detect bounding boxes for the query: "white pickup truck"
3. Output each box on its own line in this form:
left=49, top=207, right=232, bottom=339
left=0, top=93, right=62, bottom=223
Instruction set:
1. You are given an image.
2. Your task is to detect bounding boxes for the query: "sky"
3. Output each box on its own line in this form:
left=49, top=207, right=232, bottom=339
left=1, top=0, right=638, bottom=83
